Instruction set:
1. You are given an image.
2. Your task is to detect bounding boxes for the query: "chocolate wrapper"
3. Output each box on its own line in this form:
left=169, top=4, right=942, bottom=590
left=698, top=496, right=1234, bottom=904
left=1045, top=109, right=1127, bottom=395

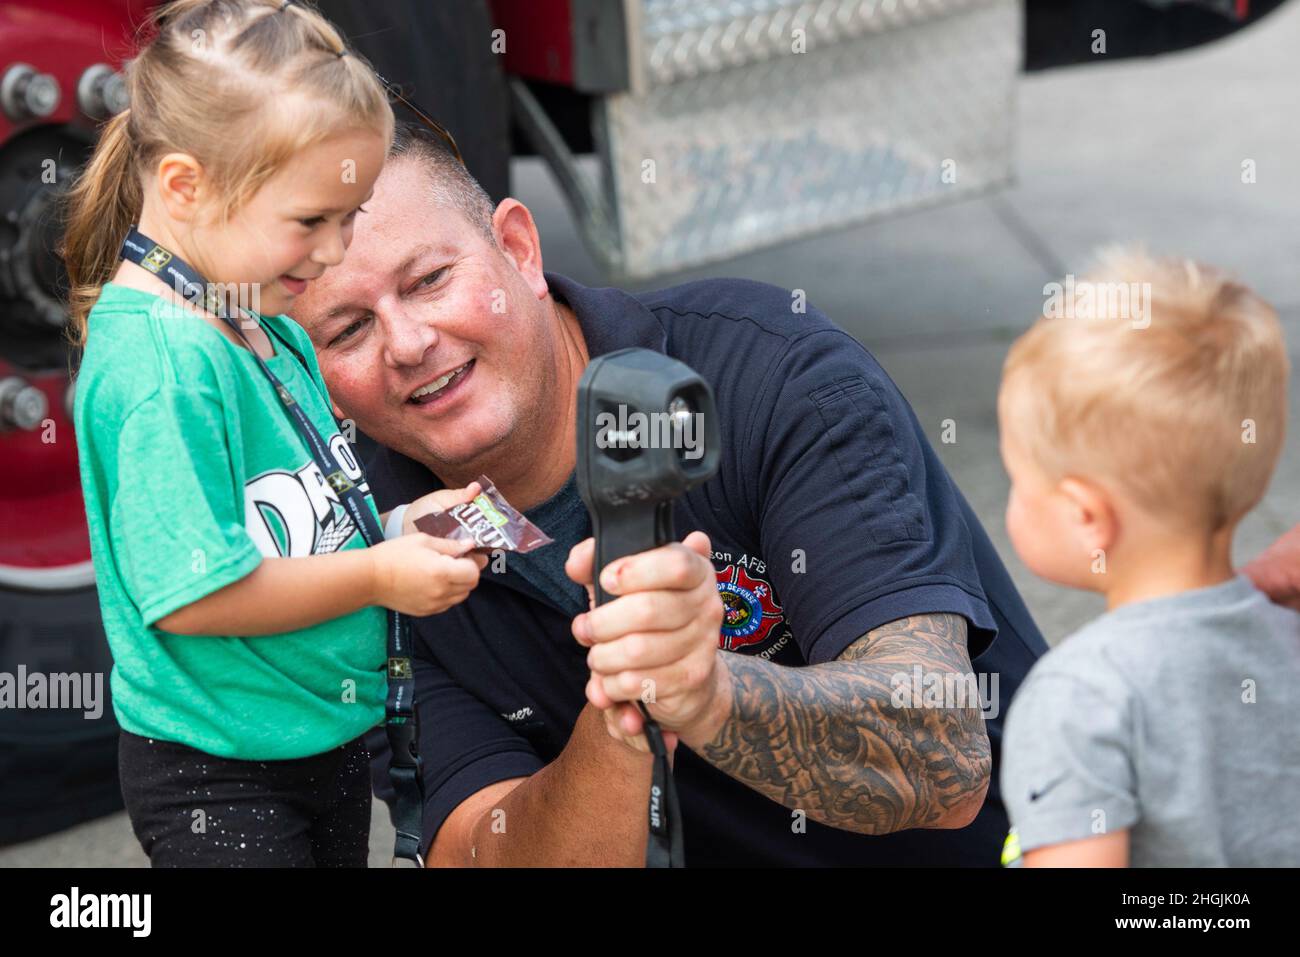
left=413, top=475, right=554, bottom=554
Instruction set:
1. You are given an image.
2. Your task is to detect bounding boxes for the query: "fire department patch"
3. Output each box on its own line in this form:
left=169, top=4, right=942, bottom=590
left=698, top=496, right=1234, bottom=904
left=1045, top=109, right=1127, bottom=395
left=716, top=563, right=785, bottom=652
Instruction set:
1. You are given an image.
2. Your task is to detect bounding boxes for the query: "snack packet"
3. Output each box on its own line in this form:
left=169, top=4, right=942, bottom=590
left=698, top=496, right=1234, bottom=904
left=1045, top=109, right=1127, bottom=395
left=413, top=475, right=554, bottom=554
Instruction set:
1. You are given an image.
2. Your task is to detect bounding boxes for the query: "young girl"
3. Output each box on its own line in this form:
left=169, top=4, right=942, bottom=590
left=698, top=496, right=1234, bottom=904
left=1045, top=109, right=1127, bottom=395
left=61, top=0, right=483, bottom=866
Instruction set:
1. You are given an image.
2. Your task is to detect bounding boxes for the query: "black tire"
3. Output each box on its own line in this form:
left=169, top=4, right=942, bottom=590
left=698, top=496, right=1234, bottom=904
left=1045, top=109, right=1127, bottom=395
left=0, top=586, right=122, bottom=846
left=315, top=0, right=512, bottom=202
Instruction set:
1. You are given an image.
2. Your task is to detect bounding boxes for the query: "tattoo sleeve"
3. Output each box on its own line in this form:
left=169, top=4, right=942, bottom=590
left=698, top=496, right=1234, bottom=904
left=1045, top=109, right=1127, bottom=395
left=698, top=613, right=991, bottom=835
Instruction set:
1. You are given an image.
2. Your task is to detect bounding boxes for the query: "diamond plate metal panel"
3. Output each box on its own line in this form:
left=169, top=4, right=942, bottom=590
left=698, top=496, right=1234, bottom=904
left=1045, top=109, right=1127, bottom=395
left=595, top=0, right=1019, bottom=278
left=641, top=0, right=998, bottom=84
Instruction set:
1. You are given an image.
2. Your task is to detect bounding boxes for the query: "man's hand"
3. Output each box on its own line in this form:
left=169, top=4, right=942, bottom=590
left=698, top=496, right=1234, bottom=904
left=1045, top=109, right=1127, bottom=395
left=401, top=481, right=482, bottom=536
left=586, top=678, right=680, bottom=755
left=1243, top=522, right=1300, bottom=611
left=566, top=531, right=726, bottom=746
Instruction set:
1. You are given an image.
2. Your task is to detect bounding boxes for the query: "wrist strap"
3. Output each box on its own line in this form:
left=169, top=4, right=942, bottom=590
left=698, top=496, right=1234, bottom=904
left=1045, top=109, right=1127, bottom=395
left=642, top=711, right=685, bottom=868
left=384, top=503, right=410, bottom=541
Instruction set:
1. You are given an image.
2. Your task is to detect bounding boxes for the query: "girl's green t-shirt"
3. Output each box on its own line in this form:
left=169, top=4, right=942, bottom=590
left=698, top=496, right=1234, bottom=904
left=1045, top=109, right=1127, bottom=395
left=74, top=282, right=387, bottom=760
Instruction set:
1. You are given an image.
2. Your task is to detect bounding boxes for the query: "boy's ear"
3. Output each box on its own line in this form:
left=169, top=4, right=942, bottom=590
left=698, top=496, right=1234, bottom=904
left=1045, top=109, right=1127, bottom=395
left=1057, top=476, right=1118, bottom=557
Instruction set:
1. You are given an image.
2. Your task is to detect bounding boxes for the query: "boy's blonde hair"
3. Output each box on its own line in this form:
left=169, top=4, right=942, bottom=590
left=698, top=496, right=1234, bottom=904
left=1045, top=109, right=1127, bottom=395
left=1000, top=247, right=1289, bottom=531
left=59, top=0, right=395, bottom=345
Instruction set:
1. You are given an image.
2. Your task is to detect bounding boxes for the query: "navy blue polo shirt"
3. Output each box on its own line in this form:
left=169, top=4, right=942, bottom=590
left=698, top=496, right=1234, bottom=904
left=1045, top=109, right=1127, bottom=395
left=366, top=271, right=1048, bottom=866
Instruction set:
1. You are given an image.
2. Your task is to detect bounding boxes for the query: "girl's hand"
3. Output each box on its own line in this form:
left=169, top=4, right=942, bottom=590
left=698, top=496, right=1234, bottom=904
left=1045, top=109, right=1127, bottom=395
left=401, top=482, right=483, bottom=536
left=368, top=533, right=488, bottom=617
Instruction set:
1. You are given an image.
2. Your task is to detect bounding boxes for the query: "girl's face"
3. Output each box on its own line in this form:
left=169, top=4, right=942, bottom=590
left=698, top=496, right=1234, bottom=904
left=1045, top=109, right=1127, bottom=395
left=187, top=127, right=389, bottom=318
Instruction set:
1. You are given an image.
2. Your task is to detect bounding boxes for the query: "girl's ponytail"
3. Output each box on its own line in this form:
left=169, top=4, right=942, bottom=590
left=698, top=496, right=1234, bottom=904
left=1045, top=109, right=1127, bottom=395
left=58, top=0, right=393, bottom=350
left=60, top=108, right=142, bottom=348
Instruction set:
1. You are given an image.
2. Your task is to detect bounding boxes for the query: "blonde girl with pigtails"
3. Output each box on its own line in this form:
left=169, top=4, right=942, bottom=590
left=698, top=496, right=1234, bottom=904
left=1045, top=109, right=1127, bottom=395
left=62, top=0, right=483, bottom=866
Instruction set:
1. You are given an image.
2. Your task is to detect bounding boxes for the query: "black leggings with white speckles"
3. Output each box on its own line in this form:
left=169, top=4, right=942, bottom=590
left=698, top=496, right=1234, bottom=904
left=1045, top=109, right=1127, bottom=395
left=118, top=730, right=372, bottom=867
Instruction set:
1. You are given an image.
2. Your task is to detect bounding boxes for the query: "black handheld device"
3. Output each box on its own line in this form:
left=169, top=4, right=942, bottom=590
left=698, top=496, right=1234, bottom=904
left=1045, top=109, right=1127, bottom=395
left=575, top=348, right=721, bottom=868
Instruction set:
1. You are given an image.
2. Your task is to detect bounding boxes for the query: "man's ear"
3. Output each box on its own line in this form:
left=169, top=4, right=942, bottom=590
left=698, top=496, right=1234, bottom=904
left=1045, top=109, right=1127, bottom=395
left=491, top=198, right=548, bottom=300
left=154, top=152, right=205, bottom=224
left=1057, top=476, right=1118, bottom=558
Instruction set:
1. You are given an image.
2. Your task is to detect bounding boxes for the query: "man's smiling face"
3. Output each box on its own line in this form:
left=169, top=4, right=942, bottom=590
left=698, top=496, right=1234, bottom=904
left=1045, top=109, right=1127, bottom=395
left=290, top=156, right=559, bottom=473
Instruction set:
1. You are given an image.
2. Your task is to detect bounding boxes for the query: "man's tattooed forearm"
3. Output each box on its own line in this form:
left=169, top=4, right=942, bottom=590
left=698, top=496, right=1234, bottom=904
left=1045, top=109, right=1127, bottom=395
left=699, top=613, right=991, bottom=835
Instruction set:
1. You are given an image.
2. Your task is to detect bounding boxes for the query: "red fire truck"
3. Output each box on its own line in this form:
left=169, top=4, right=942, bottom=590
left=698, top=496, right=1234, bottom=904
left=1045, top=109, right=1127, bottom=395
left=0, top=0, right=1282, bottom=843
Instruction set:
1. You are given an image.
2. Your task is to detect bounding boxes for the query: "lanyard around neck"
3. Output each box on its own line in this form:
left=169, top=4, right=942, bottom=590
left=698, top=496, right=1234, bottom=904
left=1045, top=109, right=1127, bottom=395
left=118, top=225, right=428, bottom=866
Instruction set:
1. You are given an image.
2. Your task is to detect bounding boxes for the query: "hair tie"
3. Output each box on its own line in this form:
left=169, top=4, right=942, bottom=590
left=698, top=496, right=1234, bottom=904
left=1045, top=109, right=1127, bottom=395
left=274, top=1, right=345, bottom=58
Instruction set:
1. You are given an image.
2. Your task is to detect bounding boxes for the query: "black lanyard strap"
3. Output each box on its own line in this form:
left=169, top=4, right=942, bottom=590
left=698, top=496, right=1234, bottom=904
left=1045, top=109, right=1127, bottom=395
left=642, top=718, right=685, bottom=868
left=119, top=226, right=425, bottom=866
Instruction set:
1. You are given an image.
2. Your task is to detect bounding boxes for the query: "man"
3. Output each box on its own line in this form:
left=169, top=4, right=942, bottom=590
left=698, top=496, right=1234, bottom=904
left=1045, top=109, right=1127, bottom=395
left=289, top=123, right=1048, bottom=865
left=1245, top=522, right=1300, bottom=612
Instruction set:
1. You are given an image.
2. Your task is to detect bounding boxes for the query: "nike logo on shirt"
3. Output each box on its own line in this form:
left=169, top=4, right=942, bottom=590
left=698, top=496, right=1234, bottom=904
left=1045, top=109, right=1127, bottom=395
left=1028, top=775, right=1067, bottom=802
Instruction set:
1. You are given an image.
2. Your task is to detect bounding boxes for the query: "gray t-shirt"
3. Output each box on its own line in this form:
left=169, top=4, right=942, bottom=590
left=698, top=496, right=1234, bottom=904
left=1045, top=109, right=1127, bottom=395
left=1001, top=574, right=1300, bottom=866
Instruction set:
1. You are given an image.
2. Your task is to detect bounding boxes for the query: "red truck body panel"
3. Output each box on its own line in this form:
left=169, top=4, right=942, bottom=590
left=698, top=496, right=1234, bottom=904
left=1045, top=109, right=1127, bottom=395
left=486, top=0, right=575, bottom=85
